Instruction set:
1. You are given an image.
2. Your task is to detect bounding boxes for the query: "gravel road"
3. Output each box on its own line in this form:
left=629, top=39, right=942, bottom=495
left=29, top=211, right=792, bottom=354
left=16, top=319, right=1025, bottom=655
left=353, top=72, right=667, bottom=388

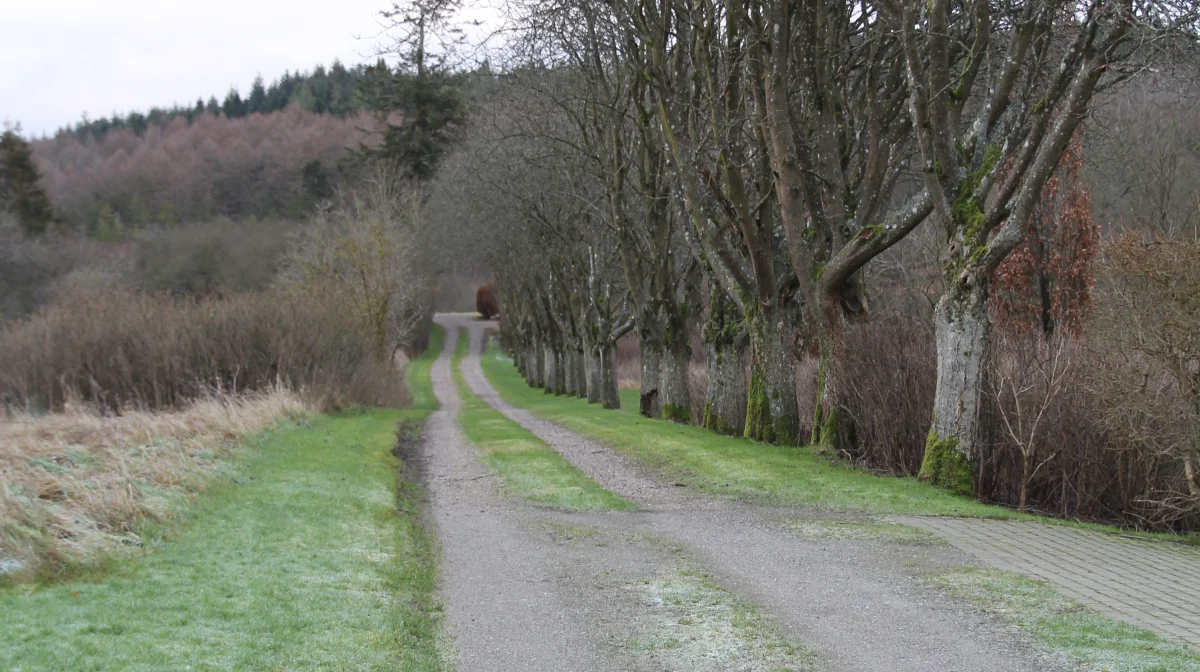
left=427, top=315, right=1073, bottom=672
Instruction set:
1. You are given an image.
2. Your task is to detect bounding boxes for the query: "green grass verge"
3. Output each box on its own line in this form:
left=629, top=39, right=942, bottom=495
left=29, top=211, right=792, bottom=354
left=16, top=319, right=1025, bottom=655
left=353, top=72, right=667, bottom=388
left=479, top=340, right=1010, bottom=518
left=450, top=328, right=632, bottom=512
left=0, top=329, right=447, bottom=672
left=480, top=342, right=1199, bottom=543
left=929, top=568, right=1200, bottom=671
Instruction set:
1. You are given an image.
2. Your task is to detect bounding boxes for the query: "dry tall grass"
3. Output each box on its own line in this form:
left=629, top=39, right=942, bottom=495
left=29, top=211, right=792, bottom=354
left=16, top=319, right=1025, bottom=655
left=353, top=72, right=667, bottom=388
left=0, top=388, right=310, bottom=582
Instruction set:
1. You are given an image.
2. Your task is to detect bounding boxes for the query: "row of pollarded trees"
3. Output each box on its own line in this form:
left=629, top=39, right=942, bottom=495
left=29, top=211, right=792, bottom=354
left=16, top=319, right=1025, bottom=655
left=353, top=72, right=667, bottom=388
left=434, top=0, right=1198, bottom=496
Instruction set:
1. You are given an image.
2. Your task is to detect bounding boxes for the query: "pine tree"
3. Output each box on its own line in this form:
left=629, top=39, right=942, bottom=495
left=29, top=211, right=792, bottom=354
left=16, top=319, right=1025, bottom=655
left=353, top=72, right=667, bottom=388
left=363, top=0, right=468, bottom=182
left=93, top=202, right=125, bottom=242
left=301, top=159, right=334, bottom=205
left=157, top=202, right=179, bottom=227
left=0, top=128, right=55, bottom=236
left=205, top=96, right=221, bottom=116
left=222, top=88, right=246, bottom=118
left=126, top=193, right=150, bottom=230
left=247, top=75, right=267, bottom=114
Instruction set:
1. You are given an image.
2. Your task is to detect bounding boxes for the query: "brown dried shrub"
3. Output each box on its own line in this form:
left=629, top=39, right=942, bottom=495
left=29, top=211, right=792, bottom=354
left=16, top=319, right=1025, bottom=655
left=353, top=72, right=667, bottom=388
left=0, top=287, right=409, bottom=414
left=476, top=281, right=499, bottom=319
left=833, top=319, right=936, bottom=474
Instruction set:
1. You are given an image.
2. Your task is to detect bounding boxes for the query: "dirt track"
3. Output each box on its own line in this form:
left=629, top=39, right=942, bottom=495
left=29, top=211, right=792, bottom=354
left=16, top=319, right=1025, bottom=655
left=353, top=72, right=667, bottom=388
left=426, top=315, right=1071, bottom=671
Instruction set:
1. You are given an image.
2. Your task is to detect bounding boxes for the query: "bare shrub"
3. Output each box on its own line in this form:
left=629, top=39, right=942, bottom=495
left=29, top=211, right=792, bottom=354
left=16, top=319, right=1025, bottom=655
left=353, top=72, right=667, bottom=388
left=0, top=214, right=136, bottom=322
left=136, top=217, right=299, bottom=295
left=615, top=333, right=640, bottom=389
left=835, top=320, right=936, bottom=474
left=975, top=337, right=1187, bottom=529
left=475, top=281, right=498, bottom=319
left=985, top=333, right=1074, bottom=512
left=0, top=288, right=409, bottom=414
left=1085, top=232, right=1200, bottom=527
left=794, top=357, right=818, bottom=444
left=281, top=167, right=432, bottom=355
left=0, top=387, right=309, bottom=582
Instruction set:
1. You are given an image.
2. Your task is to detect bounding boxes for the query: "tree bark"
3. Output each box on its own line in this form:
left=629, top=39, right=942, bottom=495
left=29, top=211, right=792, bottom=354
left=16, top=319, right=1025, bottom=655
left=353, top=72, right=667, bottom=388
left=703, top=341, right=746, bottom=435
left=551, top=348, right=567, bottom=395
left=701, top=288, right=747, bottom=435
left=599, top=342, right=620, bottom=409
left=564, top=347, right=578, bottom=396
left=660, top=334, right=693, bottom=424
left=745, top=305, right=800, bottom=444
left=532, top=342, right=545, bottom=388
left=543, top=346, right=556, bottom=394
left=573, top=348, right=588, bottom=399
left=514, top=346, right=525, bottom=380
left=920, top=286, right=988, bottom=496
left=810, top=295, right=852, bottom=453
left=586, top=345, right=602, bottom=404
left=638, top=337, right=663, bottom=418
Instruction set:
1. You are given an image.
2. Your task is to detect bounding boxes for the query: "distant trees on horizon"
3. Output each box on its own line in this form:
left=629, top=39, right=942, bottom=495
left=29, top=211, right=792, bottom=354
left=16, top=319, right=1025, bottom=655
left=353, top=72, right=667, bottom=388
left=52, top=61, right=369, bottom=143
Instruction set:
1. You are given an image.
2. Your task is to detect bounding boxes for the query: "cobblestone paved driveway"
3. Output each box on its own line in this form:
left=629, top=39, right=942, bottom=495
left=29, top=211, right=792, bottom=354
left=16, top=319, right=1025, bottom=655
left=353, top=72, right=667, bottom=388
left=896, top=517, right=1200, bottom=650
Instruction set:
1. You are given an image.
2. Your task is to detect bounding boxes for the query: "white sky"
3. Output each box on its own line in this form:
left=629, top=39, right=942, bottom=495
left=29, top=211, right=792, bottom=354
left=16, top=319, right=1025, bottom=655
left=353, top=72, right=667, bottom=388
left=1, top=0, right=498, bottom=137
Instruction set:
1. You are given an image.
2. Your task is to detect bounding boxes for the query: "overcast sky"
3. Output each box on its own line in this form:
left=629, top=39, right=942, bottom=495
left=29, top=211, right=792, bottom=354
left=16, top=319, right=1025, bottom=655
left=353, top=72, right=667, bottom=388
left=0, top=0, right=439, bottom=137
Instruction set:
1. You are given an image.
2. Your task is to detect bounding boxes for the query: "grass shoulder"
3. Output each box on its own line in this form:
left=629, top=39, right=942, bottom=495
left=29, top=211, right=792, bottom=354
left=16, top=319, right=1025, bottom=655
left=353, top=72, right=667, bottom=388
left=482, top=339, right=1200, bottom=548
left=480, top=340, right=1009, bottom=518
left=0, top=333, right=447, bottom=671
left=450, top=328, right=632, bottom=513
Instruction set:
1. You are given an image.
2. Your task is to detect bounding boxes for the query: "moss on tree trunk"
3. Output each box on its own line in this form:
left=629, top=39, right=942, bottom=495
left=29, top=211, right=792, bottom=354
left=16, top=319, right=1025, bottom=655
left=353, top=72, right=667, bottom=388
left=918, top=430, right=975, bottom=496
left=744, top=306, right=799, bottom=445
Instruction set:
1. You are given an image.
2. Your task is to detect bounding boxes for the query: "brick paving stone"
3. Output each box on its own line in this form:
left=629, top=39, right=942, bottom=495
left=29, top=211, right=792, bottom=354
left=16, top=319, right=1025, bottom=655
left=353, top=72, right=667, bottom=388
left=895, top=517, right=1200, bottom=651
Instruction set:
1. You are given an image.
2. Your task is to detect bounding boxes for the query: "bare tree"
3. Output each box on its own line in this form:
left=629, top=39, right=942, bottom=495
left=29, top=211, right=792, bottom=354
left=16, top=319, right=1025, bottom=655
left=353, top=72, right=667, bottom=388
left=988, top=333, right=1073, bottom=511
left=281, top=166, right=432, bottom=355
left=888, top=0, right=1197, bottom=493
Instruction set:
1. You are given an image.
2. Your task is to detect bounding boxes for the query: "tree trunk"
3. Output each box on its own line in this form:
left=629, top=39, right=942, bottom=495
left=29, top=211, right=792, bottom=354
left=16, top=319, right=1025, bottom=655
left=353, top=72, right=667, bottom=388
left=574, top=348, right=588, bottom=399
left=1020, top=452, right=1033, bottom=513
left=543, top=346, right=556, bottom=394
left=660, top=335, right=692, bottom=424
left=810, top=301, right=852, bottom=454
left=513, top=345, right=524, bottom=379
left=702, top=289, right=746, bottom=435
left=564, top=347, right=578, bottom=396
left=532, top=342, right=545, bottom=388
left=599, top=342, right=620, bottom=409
left=552, top=348, right=567, bottom=395
left=703, top=341, right=746, bottom=435
left=744, top=306, right=800, bottom=445
left=921, top=287, right=988, bottom=496
left=639, top=338, right=663, bottom=418
left=586, top=345, right=602, bottom=404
